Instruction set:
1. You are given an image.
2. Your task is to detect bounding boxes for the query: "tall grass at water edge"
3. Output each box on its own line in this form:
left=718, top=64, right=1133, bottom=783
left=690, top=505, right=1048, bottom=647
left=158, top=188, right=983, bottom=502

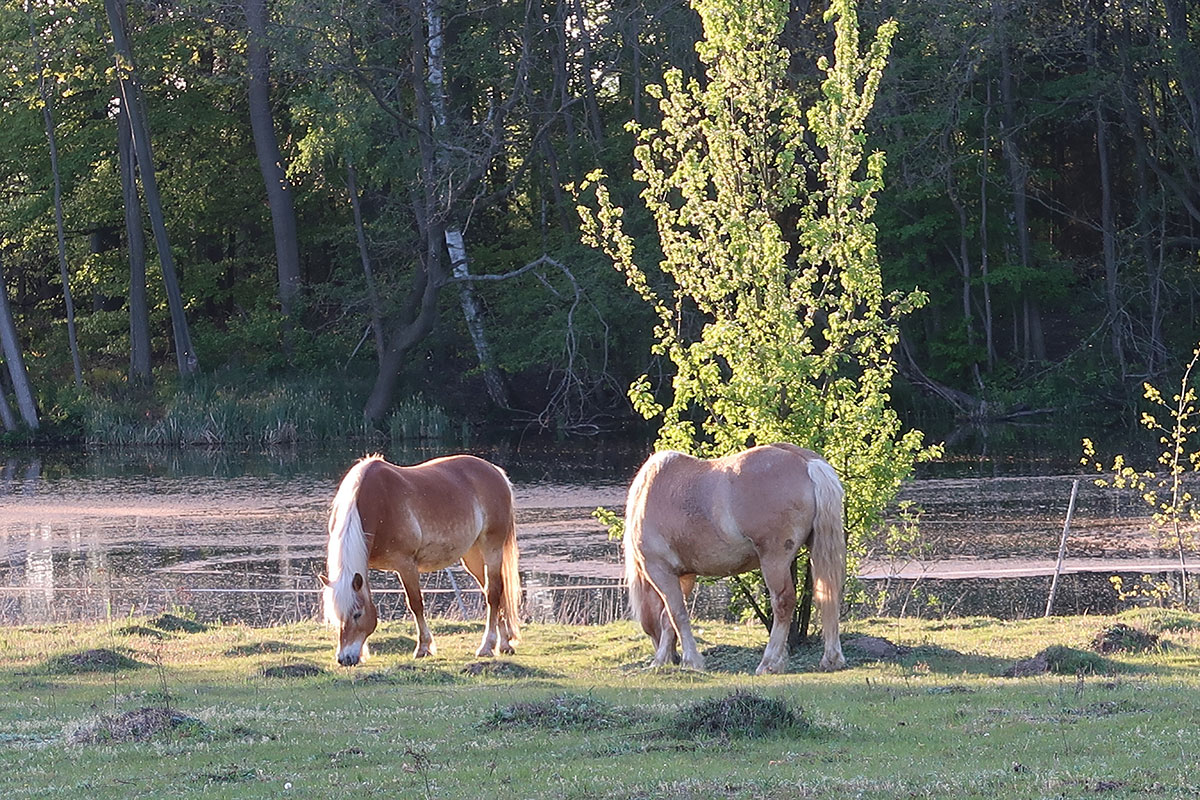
left=77, top=378, right=452, bottom=446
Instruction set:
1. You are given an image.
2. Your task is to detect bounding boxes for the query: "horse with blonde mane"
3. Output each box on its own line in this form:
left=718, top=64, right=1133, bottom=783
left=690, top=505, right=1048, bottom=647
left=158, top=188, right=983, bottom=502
left=624, top=443, right=846, bottom=674
left=320, top=454, right=522, bottom=666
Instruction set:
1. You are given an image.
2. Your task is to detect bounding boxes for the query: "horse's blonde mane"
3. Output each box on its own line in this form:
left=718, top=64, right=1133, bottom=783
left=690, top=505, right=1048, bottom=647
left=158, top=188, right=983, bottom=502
left=322, top=455, right=380, bottom=624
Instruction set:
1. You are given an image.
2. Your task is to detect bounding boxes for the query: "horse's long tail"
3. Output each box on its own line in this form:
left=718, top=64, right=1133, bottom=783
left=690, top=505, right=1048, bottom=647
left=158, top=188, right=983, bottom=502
left=623, top=454, right=663, bottom=633
left=500, top=492, right=522, bottom=644
left=807, top=458, right=846, bottom=614
left=323, top=456, right=377, bottom=624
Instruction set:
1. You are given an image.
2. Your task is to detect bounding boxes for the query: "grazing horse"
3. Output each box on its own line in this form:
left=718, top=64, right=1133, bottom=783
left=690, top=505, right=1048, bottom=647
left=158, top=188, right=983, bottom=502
left=320, top=454, right=522, bottom=666
left=624, top=443, right=846, bottom=674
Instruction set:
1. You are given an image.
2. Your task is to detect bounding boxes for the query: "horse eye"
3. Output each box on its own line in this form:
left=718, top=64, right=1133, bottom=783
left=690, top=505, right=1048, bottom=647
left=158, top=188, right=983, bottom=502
left=352, top=612, right=362, bottom=621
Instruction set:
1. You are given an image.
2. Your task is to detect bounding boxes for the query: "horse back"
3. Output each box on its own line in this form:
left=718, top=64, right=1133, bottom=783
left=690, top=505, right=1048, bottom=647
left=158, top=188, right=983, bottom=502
left=629, top=445, right=824, bottom=576
left=356, top=455, right=514, bottom=570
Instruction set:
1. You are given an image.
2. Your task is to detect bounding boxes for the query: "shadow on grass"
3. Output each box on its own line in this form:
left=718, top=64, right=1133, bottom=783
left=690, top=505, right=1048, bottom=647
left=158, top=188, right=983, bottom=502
left=362, top=633, right=417, bottom=656
left=356, top=663, right=464, bottom=685
left=462, top=659, right=557, bottom=679
left=694, top=637, right=1016, bottom=676
left=223, top=640, right=323, bottom=657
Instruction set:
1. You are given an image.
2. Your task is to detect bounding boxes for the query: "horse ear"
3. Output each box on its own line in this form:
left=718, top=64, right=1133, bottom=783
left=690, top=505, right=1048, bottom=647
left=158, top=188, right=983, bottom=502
left=352, top=572, right=364, bottom=592
left=318, top=574, right=331, bottom=587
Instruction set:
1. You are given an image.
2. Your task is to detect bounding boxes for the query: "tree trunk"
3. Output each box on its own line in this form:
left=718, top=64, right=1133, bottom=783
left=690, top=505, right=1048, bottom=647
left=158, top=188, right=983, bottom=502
left=346, top=162, right=384, bottom=361
left=104, top=0, right=198, bottom=378
left=27, top=2, right=83, bottom=388
left=116, top=104, right=152, bottom=384
left=245, top=0, right=302, bottom=319
left=0, top=263, right=39, bottom=430
left=979, top=83, right=995, bottom=372
left=1095, top=94, right=1126, bottom=378
left=995, top=0, right=1043, bottom=364
left=424, top=0, right=509, bottom=409
left=0, top=382, right=15, bottom=432
left=362, top=0, right=448, bottom=422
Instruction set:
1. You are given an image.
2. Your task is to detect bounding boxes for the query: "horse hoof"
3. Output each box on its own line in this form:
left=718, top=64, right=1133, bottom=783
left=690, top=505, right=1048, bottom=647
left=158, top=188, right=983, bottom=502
left=499, top=644, right=515, bottom=655
left=819, top=656, right=847, bottom=671
left=755, top=662, right=783, bottom=675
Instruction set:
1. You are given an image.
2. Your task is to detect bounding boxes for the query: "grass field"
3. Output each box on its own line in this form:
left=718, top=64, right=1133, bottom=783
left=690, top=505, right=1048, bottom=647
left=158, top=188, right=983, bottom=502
left=1, top=609, right=1197, bottom=799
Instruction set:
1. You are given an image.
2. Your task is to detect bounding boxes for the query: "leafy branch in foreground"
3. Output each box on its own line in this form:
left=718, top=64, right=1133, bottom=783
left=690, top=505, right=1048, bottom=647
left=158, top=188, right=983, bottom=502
left=1083, top=341, right=1200, bottom=609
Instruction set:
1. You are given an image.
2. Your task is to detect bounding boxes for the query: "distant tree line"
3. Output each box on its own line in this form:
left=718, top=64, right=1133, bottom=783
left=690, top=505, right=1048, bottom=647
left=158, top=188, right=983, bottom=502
left=0, top=0, right=1197, bottom=437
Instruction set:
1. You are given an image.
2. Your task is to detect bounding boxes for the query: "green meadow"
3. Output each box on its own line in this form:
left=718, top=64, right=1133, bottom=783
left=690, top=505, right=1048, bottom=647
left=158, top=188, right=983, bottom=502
left=1, top=609, right=1197, bottom=799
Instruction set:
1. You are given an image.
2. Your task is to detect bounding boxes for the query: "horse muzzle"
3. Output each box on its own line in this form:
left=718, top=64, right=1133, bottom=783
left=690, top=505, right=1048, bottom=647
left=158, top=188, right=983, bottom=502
left=336, top=642, right=364, bottom=667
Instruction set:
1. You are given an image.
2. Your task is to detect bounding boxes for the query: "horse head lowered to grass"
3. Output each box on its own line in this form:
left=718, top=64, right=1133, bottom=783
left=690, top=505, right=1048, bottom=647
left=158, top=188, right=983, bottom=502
left=320, top=454, right=522, bottom=666
left=624, top=443, right=847, bottom=674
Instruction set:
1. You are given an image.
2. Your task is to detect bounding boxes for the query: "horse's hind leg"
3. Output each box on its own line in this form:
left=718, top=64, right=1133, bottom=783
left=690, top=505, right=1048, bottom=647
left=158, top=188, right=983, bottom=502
left=756, top=555, right=797, bottom=675
left=396, top=563, right=436, bottom=658
left=462, top=547, right=509, bottom=657
left=644, top=562, right=704, bottom=670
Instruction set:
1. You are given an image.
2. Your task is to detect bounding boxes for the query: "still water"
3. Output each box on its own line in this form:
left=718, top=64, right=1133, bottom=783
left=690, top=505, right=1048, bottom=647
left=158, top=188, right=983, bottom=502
left=0, top=434, right=1188, bottom=626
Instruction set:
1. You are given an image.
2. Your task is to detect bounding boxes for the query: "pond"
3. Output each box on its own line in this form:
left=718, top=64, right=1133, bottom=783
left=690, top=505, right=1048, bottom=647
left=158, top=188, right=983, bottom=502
left=0, top=431, right=1190, bottom=626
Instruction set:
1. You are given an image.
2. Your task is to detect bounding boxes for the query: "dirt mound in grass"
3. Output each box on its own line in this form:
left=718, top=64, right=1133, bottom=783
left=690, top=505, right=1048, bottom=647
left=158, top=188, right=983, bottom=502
left=844, top=635, right=911, bottom=660
left=1090, top=623, right=1160, bottom=654
left=669, top=691, right=809, bottom=739
left=68, top=706, right=204, bottom=745
left=1003, top=645, right=1115, bottom=677
left=461, top=660, right=552, bottom=678
left=483, top=692, right=620, bottom=730
left=259, top=662, right=323, bottom=679
left=46, top=648, right=143, bottom=674
left=149, top=613, right=209, bottom=633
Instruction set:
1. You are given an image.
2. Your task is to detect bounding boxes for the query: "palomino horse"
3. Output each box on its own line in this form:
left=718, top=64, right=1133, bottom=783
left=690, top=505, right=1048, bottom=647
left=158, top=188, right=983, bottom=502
left=321, top=454, right=522, bottom=666
left=624, top=443, right=846, bottom=674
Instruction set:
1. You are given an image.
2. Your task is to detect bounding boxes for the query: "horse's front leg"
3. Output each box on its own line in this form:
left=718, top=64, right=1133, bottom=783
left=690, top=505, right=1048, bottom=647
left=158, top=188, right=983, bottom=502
left=396, top=565, right=436, bottom=658
left=755, top=556, right=797, bottom=675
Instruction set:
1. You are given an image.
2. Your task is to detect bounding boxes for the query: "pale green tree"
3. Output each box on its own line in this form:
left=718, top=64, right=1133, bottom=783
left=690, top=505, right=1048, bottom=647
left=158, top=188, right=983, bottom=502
left=579, top=0, right=938, bottom=635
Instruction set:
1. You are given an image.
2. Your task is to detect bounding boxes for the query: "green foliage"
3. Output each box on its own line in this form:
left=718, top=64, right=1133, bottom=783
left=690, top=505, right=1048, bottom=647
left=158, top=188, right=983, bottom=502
left=579, top=0, right=938, bottom=551
left=1083, top=341, right=1200, bottom=609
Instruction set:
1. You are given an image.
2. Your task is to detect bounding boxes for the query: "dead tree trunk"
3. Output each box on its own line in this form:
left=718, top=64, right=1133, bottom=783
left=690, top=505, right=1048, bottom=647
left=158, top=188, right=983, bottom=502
left=116, top=104, right=152, bottom=384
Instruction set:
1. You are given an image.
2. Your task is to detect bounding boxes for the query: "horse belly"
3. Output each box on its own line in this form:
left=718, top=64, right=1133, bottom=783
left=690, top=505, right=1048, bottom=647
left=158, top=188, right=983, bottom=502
left=673, top=524, right=759, bottom=577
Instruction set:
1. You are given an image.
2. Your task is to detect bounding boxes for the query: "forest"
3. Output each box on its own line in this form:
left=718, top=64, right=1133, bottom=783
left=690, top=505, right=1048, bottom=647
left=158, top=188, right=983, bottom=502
left=1, top=0, right=1198, bottom=442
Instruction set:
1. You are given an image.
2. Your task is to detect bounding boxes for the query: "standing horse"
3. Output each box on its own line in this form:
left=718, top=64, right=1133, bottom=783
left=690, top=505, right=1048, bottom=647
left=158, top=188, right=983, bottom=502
left=624, top=443, right=846, bottom=674
left=320, top=454, right=522, bottom=666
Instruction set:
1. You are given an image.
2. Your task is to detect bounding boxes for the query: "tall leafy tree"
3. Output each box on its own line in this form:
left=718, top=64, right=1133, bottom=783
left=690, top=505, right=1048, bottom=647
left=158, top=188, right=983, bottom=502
left=581, top=0, right=936, bottom=631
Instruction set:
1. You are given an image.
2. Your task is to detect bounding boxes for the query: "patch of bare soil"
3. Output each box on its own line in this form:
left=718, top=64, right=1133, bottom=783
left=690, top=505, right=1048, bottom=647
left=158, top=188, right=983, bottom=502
left=1090, top=623, right=1160, bottom=654
left=68, top=706, right=204, bottom=745
left=46, top=648, right=143, bottom=674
